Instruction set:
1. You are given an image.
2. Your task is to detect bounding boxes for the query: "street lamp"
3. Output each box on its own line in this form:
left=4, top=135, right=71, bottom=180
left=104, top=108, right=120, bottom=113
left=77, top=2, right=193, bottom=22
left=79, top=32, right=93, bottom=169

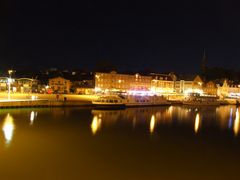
left=7, top=70, right=14, bottom=100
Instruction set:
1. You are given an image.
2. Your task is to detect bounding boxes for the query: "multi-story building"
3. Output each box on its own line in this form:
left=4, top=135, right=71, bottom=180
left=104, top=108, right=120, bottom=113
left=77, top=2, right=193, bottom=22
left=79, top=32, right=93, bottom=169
left=49, top=76, right=71, bottom=94
left=70, top=72, right=95, bottom=94
left=149, top=73, right=176, bottom=94
left=175, top=75, right=203, bottom=94
left=218, top=80, right=240, bottom=98
left=95, top=71, right=152, bottom=93
left=0, top=77, right=8, bottom=91
left=203, top=81, right=217, bottom=96
left=15, top=78, right=39, bottom=93
left=175, top=80, right=193, bottom=94
left=192, top=75, right=204, bottom=91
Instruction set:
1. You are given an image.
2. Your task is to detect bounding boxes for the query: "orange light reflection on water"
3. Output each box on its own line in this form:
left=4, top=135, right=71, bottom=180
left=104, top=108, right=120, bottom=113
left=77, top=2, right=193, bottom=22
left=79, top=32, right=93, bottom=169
left=150, top=115, right=156, bottom=133
left=2, top=113, right=15, bottom=145
left=91, top=115, right=102, bottom=135
left=234, top=108, right=239, bottom=136
left=194, top=113, right=200, bottom=134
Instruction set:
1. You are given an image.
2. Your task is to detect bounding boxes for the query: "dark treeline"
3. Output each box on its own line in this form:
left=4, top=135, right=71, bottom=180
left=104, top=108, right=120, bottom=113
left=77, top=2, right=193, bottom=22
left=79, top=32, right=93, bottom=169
left=203, top=67, right=240, bottom=83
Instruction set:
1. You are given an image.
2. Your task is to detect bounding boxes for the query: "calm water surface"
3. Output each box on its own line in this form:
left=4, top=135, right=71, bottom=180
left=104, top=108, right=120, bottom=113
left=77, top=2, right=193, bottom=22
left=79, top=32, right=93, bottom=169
left=0, top=106, right=239, bottom=180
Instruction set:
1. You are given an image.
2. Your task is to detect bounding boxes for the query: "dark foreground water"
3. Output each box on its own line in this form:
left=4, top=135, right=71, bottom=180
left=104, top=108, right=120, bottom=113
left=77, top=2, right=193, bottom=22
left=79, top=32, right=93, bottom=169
left=0, top=106, right=239, bottom=180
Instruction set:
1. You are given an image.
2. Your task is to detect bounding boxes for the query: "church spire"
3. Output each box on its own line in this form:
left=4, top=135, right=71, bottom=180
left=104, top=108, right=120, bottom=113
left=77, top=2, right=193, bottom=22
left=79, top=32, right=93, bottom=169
left=201, top=48, right=207, bottom=74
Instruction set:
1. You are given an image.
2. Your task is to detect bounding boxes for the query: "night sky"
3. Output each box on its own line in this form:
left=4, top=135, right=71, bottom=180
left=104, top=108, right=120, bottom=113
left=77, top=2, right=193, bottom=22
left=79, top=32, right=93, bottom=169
left=1, top=0, right=240, bottom=73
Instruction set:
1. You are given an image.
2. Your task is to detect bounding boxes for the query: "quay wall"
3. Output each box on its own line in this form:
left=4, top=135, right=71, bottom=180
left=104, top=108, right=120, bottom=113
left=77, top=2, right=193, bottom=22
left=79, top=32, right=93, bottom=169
left=0, top=100, right=93, bottom=108
left=0, top=93, right=98, bottom=101
left=0, top=93, right=98, bottom=108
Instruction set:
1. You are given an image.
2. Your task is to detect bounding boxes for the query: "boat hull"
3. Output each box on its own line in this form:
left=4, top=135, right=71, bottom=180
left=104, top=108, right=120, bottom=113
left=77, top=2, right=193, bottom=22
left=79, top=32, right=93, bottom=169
left=183, top=102, right=220, bottom=106
left=92, top=103, right=126, bottom=110
left=126, top=102, right=171, bottom=107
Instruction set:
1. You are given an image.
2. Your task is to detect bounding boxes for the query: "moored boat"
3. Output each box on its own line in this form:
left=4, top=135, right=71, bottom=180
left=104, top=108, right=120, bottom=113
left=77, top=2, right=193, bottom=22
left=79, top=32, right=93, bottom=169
left=183, top=93, right=220, bottom=106
left=92, top=95, right=171, bottom=108
left=125, top=95, right=170, bottom=107
left=92, top=95, right=126, bottom=109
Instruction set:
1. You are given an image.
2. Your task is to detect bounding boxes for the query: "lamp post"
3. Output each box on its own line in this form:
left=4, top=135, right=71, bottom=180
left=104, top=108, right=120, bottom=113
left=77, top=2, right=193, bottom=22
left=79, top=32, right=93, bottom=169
left=7, top=70, right=13, bottom=100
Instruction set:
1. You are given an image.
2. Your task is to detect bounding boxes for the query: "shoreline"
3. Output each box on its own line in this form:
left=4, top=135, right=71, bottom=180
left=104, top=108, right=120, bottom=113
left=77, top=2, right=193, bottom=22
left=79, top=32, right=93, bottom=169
left=0, top=99, right=236, bottom=109
left=0, top=100, right=94, bottom=108
left=0, top=93, right=238, bottom=108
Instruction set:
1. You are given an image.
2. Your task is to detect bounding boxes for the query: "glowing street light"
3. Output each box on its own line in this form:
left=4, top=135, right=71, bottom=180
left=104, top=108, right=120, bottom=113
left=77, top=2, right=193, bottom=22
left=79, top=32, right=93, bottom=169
left=7, top=69, right=14, bottom=100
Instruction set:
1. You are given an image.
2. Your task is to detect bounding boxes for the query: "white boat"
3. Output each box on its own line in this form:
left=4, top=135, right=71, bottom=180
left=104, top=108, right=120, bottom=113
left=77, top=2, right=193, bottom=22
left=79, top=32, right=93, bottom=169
left=125, top=95, right=170, bottom=107
left=183, top=93, right=220, bottom=106
left=92, top=95, right=126, bottom=109
left=92, top=95, right=171, bottom=108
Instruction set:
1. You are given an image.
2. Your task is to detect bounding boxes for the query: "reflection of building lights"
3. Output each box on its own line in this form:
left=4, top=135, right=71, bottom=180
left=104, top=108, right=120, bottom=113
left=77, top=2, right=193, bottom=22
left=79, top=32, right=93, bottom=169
left=91, top=115, right=101, bottom=135
left=150, top=115, right=155, bottom=133
left=168, top=106, right=173, bottom=113
left=228, top=108, right=233, bottom=129
left=132, top=116, right=136, bottom=128
left=30, top=111, right=35, bottom=125
left=2, top=114, right=15, bottom=145
left=234, top=108, right=239, bottom=136
left=194, top=113, right=200, bottom=133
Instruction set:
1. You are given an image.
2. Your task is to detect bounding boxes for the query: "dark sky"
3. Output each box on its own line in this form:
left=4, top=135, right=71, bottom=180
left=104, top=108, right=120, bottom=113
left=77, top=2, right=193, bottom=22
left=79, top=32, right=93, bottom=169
left=1, top=0, right=240, bottom=73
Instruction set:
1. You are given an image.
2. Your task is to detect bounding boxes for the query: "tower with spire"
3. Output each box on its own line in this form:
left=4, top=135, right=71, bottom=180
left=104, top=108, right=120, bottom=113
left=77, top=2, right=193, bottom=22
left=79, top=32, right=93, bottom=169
left=201, top=48, right=207, bottom=76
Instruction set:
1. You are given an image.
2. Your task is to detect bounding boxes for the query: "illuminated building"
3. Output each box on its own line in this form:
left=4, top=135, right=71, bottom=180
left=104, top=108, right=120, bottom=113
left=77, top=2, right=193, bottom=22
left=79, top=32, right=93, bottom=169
left=0, top=76, right=38, bottom=93
left=15, top=78, right=39, bottom=93
left=95, top=71, right=152, bottom=93
left=70, top=72, right=95, bottom=94
left=175, top=80, right=192, bottom=93
left=192, top=75, right=203, bottom=92
left=49, top=76, right=71, bottom=94
left=218, top=80, right=229, bottom=97
left=149, top=73, right=176, bottom=95
left=218, top=80, right=240, bottom=98
left=203, top=81, right=218, bottom=96
left=175, top=75, right=203, bottom=94
left=0, top=77, right=9, bottom=91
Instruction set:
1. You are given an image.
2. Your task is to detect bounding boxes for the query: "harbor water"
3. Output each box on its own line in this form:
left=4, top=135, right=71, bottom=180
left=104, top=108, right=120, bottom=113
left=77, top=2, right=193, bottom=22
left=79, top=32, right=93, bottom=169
left=0, top=105, right=239, bottom=179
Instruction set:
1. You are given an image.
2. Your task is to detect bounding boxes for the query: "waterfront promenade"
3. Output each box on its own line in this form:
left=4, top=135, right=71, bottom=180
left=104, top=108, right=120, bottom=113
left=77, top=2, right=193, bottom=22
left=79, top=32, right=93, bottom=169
left=0, top=93, right=98, bottom=108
